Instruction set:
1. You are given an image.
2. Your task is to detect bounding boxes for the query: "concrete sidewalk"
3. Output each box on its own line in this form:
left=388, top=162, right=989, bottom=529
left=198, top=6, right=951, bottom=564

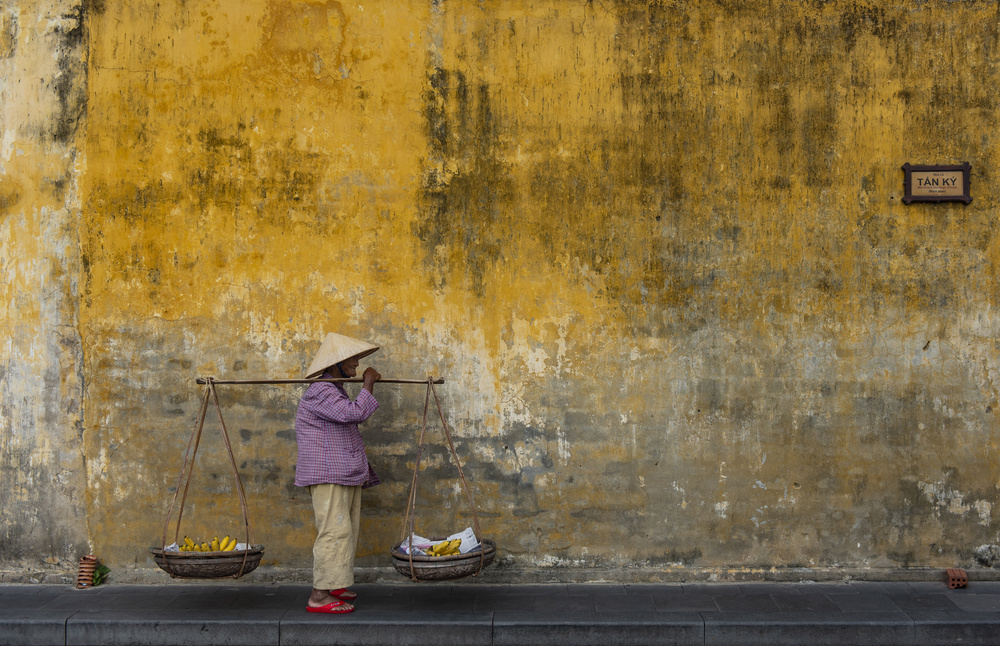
left=2, top=580, right=1000, bottom=645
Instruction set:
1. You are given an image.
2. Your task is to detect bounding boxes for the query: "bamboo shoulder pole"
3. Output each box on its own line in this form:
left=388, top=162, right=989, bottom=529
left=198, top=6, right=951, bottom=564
left=195, top=377, right=444, bottom=385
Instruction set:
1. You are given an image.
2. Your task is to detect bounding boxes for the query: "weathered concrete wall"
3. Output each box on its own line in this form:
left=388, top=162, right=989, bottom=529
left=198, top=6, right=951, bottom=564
left=0, top=0, right=89, bottom=577
left=5, top=0, right=1000, bottom=581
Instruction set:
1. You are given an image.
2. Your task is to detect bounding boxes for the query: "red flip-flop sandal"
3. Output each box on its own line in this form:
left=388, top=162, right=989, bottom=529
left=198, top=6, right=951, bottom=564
left=331, top=588, right=357, bottom=601
left=306, top=599, right=354, bottom=614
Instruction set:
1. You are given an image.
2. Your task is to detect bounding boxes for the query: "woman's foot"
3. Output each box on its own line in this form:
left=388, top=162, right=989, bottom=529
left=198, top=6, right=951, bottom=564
left=330, top=588, right=357, bottom=601
left=307, top=588, right=354, bottom=613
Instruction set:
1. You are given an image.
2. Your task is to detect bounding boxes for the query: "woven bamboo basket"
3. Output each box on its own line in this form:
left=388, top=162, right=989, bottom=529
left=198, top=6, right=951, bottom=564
left=390, top=539, right=495, bottom=581
left=149, top=545, right=265, bottom=579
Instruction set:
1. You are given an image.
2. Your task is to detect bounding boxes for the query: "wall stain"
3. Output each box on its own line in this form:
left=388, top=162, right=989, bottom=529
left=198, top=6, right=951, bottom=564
left=48, top=3, right=87, bottom=144
left=417, top=67, right=516, bottom=296
left=0, top=8, right=17, bottom=58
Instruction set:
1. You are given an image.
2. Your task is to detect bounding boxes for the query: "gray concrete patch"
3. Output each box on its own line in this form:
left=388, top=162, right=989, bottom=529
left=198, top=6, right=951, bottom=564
left=948, top=594, right=1000, bottom=612
left=279, top=609, right=494, bottom=646
left=701, top=611, right=915, bottom=646
left=907, top=610, right=1000, bottom=646
left=66, top=607, right=284, bottom=646
left=0, top=608, right=76, bottom=646
left=493, top=610, right=705, bottom=646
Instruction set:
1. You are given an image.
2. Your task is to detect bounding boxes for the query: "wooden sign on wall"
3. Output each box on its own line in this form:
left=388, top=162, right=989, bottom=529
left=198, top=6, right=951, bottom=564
left=902, top=162, right=972, bottom=204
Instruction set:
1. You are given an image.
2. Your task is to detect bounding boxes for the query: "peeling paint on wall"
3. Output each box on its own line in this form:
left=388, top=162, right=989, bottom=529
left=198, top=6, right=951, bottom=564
left=917, top=480, right=993, bottom=527
left=0, top=0, right=88, bottom=571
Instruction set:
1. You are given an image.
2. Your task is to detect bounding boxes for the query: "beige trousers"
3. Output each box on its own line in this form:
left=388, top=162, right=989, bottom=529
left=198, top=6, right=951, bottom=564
left=308, top=483, right=362, bottom=590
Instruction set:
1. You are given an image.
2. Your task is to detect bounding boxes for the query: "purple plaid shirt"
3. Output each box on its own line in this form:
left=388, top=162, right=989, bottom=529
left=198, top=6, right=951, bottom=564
left=294, top=379, right=381, bottom=488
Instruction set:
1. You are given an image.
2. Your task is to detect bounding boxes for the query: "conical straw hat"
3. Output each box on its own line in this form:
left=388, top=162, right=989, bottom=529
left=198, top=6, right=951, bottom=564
left=305, top=332, right=379, bottom=378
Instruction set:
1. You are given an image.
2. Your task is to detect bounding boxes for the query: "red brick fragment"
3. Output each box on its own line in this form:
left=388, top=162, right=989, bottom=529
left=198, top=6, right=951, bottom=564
left=946, top=568, right=968, bottom=589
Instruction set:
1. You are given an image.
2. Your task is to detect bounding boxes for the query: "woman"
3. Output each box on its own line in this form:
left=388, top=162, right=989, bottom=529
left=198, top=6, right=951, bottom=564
left=294, top=332, right=382, bottom=614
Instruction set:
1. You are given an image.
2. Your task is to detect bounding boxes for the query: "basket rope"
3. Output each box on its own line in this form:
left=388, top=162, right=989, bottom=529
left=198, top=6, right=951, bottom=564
left=399, top=377, right=485, bottom=581
left=160, top=377, right=255, bottom=578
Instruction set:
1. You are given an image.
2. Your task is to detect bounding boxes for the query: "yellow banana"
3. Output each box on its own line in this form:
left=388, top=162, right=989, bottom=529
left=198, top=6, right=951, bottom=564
left=211, top=537, right=220, bottom=551
left=224, top=538, right=238, bottom=551
left=428, top=539, right=461, bottom=555
left=220, top=536, right=231, bottom=551
left=200, top=542, right=210, bottom=552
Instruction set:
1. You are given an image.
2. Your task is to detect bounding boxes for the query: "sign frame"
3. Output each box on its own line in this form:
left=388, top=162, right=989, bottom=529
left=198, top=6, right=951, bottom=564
left=902, top=162, right=971, bottom=204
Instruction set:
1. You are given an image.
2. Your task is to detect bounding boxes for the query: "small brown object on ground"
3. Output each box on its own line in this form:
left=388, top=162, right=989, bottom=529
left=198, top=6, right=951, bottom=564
left=76, top=555, right=97, bottom=589
left=946, top=568, right=968, bottom=589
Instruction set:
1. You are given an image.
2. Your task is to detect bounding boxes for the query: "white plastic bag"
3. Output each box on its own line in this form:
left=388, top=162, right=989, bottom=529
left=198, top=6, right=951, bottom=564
left=446, top=527, right=480, bottom=554
left=399, top=533, right=433, bottom=555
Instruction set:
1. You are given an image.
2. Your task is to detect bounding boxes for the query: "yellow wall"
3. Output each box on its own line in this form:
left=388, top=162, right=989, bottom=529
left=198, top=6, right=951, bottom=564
left=5, top=0, right=1000, bottom=580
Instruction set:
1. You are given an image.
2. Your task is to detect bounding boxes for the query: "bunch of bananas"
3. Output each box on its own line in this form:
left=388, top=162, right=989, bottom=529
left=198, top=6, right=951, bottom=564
left=427, top=539, right=462, bottom=556
left=179, top=535, right=239, bottom=552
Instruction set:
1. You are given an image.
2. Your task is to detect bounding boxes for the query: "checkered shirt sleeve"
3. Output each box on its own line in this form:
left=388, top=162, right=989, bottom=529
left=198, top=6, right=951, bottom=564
left=294, top=382, right=381, bottom=488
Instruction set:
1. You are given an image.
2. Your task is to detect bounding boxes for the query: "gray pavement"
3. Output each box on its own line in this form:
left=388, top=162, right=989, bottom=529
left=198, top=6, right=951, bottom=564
left=2, top=580, right=1000, bottom=645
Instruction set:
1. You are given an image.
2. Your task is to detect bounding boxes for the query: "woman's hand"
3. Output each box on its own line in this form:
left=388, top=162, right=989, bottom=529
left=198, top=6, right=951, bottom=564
left=362, top=366, right=381, bottom=393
